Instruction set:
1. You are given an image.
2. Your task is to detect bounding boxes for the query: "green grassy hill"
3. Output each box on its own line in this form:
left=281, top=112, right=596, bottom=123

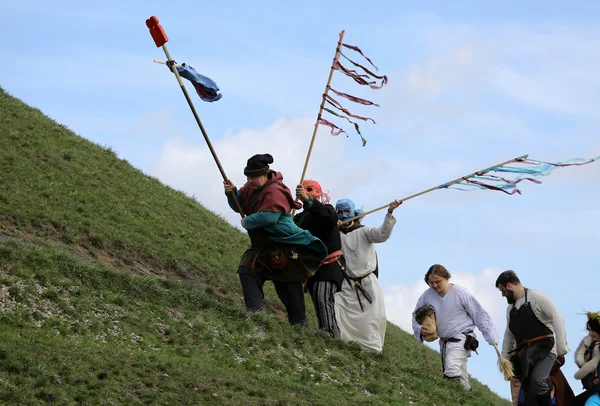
left=0, top=88, right=510, bottom=405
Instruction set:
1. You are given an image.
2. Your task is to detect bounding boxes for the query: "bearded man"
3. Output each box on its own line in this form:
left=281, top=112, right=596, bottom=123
left=496, top=270, right=569, bottom=406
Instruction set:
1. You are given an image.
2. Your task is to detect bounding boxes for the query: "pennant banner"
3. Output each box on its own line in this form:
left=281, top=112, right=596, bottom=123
left=342, top=43, right=379, bottom=71
left=334, top=60, right=387, bottom=89
left=334, top=61, right=378, bottom=88
left=318, top=118, right=346, bottom=136
left=443, top=156, right=600, bottom=195
left=323, top=108, right=367, bottom=146
left=314, top=34, right=387, bottom=147
left=326, top=95, right=376, bottom=123
left=328, top=87, right=380, bottom=106
left=339, top=53, right=388, bottom=88
left=340, top=153, right=599, bottom=224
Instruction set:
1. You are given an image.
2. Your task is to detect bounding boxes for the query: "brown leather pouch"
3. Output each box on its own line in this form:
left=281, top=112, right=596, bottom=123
left=268, top=247, right=288, bottom=270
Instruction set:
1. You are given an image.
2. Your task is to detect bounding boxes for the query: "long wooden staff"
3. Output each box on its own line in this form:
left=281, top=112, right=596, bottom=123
left=145, top=16, right=245, bottom=217
left=341, top=154, right=529, bottom=224
left=292, top=30, right=346, bottom=216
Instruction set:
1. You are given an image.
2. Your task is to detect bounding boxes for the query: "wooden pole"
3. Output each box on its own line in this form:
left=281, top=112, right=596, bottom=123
left=292, top=30, right=345, bottom=216
left=341, top=154, right=529, bottom=224
left=146, top=16, right=245, bottom=217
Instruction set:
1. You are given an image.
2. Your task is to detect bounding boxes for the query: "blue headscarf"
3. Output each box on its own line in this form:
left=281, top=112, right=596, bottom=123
left=335, top=198, right=361, bottom=221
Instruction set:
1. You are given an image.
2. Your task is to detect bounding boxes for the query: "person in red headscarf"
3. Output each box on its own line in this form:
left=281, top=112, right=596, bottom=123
left=294, top=180, right=344, bottom=338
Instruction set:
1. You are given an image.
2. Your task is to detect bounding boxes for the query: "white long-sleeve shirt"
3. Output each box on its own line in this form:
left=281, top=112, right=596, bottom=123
left=412, top=284, right=499, bottom=345
left=501, top=288, right=569, bottom=358
left=339, top=214, right=396, bottom=278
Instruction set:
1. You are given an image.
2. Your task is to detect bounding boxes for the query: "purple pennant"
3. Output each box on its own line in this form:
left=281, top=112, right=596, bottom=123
left=326, top=95, right=376, bottom=123
left=334, top=61, right=384, bottom=89
left=340, top=53, right=388, bottom=88
left=483, top=174, right=542, bottom=185
left=329, top=87, right=380, bottom=107
left=342, top=43, right=379, bottom=71
left=323, top=107, right=368, bottom=146
left=318, top=118, right=346, bottom=136
left=465, top=179, right=522, bottom=195
left=521, top=158, right=599, bottom=167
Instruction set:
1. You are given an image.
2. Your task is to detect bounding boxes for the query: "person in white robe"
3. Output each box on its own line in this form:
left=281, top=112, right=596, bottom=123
left=412, top=264, right=499, bottom=390
left=333, top=198, right=402, bottom=353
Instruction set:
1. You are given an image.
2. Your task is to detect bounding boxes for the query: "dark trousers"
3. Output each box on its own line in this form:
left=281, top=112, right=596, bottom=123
left=238, top=266, right=306, bottom=325
left=310, top=281, right=340, bottom=338
left=521, top=352, right=556, bottom=406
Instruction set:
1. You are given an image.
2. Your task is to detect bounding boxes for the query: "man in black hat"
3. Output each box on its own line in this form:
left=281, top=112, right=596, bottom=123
left=223, top=154, right=327, bottom=326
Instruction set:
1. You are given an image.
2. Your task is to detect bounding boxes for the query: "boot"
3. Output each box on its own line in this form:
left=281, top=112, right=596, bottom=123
left=535, top=391, right=552, bottom=406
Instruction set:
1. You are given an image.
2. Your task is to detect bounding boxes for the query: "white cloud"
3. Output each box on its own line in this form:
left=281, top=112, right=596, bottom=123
left=378, top=44, right=491, bottom=137
left=401, top=45, right=489, bottom=100
left=125, top=107, right=179, bottom=139
left=477, top=25, right=600, bottom=116
left=373, top=23, right=600, bottom=150
left=150, top=116, right=389, bottom=226
left=489, top=65, right=600, bottom=116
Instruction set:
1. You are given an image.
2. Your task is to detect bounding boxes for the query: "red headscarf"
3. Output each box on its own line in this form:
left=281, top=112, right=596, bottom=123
left=302, top=180, right=330, bottom=204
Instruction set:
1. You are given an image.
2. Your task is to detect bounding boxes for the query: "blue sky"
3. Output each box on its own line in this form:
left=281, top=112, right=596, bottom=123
left=2, top=0, right=599, bottom=400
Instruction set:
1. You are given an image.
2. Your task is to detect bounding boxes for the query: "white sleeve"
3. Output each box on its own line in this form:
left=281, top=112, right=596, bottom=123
left=532, top=290, right=569, bottom=355
left=460, top=289, right=499, bottom=345
left=502, top=307, right=516, bottom=359
left=364, top=214, right=396, bottom=244
left=575, top=337, right=588, bottom=368
left=574, top=341, right=600, bottom=380
left=574, top=351, right=600, bottom=380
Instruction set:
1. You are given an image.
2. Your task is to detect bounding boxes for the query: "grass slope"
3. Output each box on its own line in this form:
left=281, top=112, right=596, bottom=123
left=0, top=88, right=510, bottom=405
